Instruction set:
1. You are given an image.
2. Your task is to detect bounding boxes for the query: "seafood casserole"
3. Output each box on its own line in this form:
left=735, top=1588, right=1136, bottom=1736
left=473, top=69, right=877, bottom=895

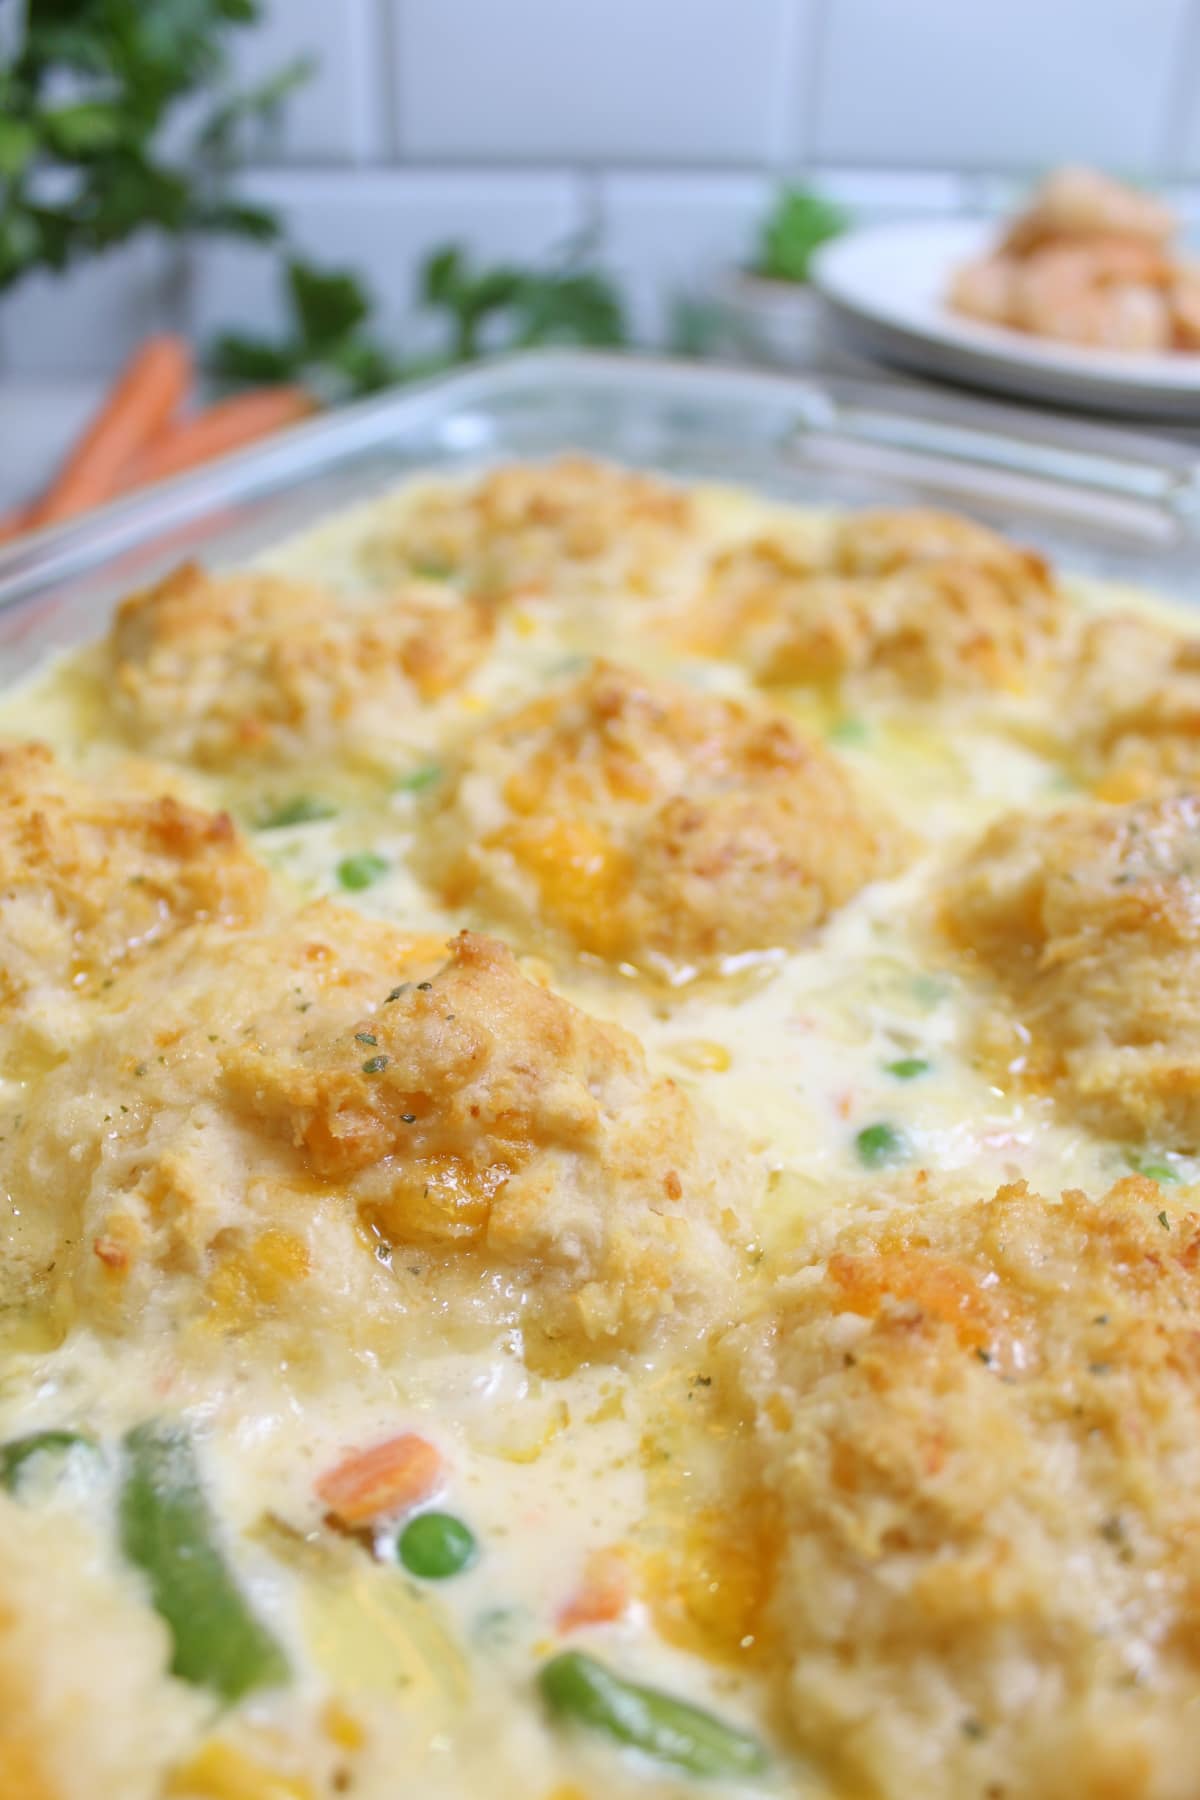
left=3, top=454, right=1200, bottom=1800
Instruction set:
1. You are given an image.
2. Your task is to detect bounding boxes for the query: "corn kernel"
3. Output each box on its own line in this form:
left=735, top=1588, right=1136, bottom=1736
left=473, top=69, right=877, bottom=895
left=165, top=1742, right=313, bottom=1800
left=321, top=1699, right=365, bottom=1753
left=670, top=1039, right=732, bottom=1073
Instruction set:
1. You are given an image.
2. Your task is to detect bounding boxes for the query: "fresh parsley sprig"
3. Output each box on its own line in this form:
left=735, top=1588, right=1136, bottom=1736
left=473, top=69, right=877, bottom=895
left=211, top=242, right=628, bottom=401
left=754, top=186, right=848, bottom=284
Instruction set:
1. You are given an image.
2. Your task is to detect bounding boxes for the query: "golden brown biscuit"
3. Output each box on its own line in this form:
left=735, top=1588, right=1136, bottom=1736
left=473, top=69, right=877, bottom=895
left=108, top=561, right=491, bottom=768
left=423, top=661, right=900, bottom=969
left=0, top=742, right=264, bottom=1017
left=361, top=455, right=700, bottom=602
left=1069, top=611, right=1200, bottom=798
left=6, top=913, right=741, bottom=1357
left=943, top=792, right=1200, bottom=1145
left=224, top=928, right=739, bottom=1348
left=696, top=508, right=1063, bottom=696
left=720, top=1177, right=1200, bottom=1800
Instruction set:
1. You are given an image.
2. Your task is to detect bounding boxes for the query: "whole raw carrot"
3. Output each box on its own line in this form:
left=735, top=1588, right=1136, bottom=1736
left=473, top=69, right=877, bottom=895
left=28, top=335, right=193, bottom=528
left=124, top=386, right=316, bottom=490
left=0, top=506, right=28, bottom=546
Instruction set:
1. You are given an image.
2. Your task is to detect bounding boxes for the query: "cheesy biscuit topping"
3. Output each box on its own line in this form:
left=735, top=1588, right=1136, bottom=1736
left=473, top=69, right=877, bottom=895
left=720, top=1177, right=1200, bottom=1800
left=109, top=560, right=493, bottom=768
left=424, top=660, right=901, bottom=969
left=944, top=792, right=1200, bottom=1146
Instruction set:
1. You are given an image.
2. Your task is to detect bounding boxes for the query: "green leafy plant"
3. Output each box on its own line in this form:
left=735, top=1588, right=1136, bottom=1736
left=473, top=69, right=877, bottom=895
left=422, top=244, right=625, bottom=359
left=212, top=241, right=628, bottom=400
left=0, top=0, right=310, bottom=292
left=212, top=258, right=402, bottom=396
left=754, top=185, right=848, bottom=284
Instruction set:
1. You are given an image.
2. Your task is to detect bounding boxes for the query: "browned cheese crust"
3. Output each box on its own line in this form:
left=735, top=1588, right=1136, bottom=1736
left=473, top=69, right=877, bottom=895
left=720, top=1177, right=1200, bottom=1800
left=225, top=928, right=742, bottom=1348
left=943, top=792, right=1200, bottom=1146
left=423, top=660, right=901, bottom=968
left=1067, top=610, right=1200, bottom=798
left=0, top=741, right=264, bottom=1020
left=4, top=910, right=741, bottom=1358
left=108, top=561, right=492, bottom=767
left=359, top=455, right=704, bottom=601
left=692, top=507, right=1064, bottom=697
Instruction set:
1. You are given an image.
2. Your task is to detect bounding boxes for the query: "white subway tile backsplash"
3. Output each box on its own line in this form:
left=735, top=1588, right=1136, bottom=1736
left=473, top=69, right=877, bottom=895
left=6, top=0, right=1200, bottom=378
left=1173, top=53, right=1200, bottom=177
left=806, top=168, right=969, bottom=217
left=813, top=0, right=1190, bottom=173
left=392, top=0, right=804, bottom=164
left=226, top=0, right=385, bottom=163
left=600, top=173, right=773, bottom=343
left=0, top=240, right=183, bottom=376
left=188, top=169, right=584, bottom=352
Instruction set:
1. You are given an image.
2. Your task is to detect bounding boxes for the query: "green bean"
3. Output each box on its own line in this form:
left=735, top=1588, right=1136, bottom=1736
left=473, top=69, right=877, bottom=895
left=0, top=1429, right=94, bottom=1492
left=119, top=1423, right=288, bottom=1702
left=538, top=1649, right=768, bottom=1779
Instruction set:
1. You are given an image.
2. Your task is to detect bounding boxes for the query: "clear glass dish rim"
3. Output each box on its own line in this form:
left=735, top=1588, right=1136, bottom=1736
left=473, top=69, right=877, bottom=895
left=3, top=346, right=1198, bottom=615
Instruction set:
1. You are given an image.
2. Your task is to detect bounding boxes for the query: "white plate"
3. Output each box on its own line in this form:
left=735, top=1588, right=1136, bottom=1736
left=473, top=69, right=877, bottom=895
left=812, top=219, right=1200, bottom=420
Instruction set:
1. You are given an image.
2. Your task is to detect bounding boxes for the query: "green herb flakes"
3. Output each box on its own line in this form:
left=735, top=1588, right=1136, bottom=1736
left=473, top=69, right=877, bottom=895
left=257, top=795, right=336, bottom=830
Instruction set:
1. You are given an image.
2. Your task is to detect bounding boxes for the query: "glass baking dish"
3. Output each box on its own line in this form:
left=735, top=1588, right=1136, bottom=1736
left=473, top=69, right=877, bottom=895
left=1, top=347, right=1199, bottom=682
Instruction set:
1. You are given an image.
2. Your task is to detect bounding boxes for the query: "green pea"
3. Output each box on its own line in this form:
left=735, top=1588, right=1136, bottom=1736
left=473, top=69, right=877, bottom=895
left=885, top=1056, right=929, bottom=1080
left=855, top=1121, right=907, bottom=1168
left=257, top=795, right=337, bottom=830
left=397, top=1510, right=478, bottom=1579
left=393, top=763, right=443, bottom=794
left=0, top=1429, right=95, bottom=1493
left=538, top=1650, right=768, bottom=1779
left=337, top=852, right=388, bottom=892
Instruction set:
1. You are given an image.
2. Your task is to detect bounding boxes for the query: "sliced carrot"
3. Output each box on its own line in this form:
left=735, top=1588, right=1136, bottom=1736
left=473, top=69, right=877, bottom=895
left=28, top=335, right=193, bottom=528
left=316, top=1432, right=442, bottom=1528
left=123, top=386, right=316, bottom=491
left=557, top=1546, right=633, bottom=1632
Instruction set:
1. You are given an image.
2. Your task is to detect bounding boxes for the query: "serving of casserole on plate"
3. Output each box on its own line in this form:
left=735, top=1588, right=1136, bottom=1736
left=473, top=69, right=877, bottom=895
left=3, top=357, right=1200, bottom=1800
